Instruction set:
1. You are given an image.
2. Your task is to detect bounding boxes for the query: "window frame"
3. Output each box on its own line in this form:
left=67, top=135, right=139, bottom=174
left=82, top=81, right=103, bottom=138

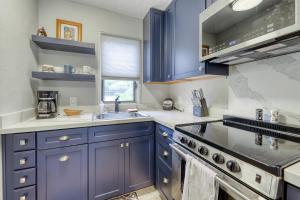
left=100, top=33, right=142, bottom=104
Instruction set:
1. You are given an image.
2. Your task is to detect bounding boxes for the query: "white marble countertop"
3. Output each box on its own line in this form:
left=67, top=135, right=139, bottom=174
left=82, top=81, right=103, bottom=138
left=0, top=110, right=221, bottom=134
left=284, top=162, right=300, bottom=187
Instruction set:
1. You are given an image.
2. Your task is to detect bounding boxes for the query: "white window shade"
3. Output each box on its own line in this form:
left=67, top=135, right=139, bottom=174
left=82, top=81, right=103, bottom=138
left=101, top=35, right=141, bottom=79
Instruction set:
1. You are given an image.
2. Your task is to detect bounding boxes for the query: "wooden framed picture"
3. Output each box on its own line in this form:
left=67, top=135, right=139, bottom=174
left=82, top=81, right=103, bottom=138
left=56, top=19, right=82, bottom=41
left=202, top=45, right=209, bottom=57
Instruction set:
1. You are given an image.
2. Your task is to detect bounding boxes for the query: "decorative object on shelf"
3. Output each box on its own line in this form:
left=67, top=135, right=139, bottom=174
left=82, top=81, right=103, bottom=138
left=82, top=65, right=92, bottom=74
left=202, top=45, right=209, bottom=57
left=56, top=19, right=82, bottom=41
left=270, top=109, right=279, bottom=123
left=40, top=64, right=55, bottom=72
left=63, top=109, right=82, bottom=116
left=64, top=65, right=76, bottom=74
left=37, top=27, right=48, bottom=37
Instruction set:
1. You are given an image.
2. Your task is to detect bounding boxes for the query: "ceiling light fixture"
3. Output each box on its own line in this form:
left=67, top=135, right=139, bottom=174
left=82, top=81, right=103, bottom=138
left=232, top=0, right=263, bottom=11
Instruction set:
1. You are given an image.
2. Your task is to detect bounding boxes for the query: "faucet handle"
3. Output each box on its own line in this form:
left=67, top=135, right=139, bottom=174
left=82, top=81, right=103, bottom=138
left=115, top=96, right=120, bottom=102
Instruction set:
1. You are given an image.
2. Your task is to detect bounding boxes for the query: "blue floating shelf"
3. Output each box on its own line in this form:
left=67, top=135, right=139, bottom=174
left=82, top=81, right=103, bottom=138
left=32, top=35, right=96, bottom=55
left=32, top=71, right=96, bottom=82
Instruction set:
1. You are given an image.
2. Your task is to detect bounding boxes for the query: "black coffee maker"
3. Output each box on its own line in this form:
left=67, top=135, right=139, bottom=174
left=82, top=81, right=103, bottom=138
left=37, top=91, right=58, bottom=119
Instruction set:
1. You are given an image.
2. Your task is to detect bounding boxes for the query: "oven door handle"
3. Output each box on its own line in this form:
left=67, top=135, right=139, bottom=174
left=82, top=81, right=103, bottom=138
left=170, top=144, right=265, bottom=200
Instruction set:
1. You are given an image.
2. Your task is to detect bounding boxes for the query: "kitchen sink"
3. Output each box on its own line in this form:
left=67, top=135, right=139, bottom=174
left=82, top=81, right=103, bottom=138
left=96, top=112, right=148, bottom=120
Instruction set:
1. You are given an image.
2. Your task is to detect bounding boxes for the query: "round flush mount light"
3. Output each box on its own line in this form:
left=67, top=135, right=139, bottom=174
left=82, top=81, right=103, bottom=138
left=232, top=0, right=263, bottom=11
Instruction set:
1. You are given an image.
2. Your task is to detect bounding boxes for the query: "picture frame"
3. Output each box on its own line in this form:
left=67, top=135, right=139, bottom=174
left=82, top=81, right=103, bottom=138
left=56, top=19, right=82, bottom=41
left=202, top=45, right=209, bottom=57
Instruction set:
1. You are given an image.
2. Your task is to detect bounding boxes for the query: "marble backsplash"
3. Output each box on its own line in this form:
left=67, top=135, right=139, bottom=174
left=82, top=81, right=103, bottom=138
left=228, top=52, right=300, bottom=124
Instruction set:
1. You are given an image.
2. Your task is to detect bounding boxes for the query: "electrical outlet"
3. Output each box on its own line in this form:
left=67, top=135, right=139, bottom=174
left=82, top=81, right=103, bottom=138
left=70, top=97, right=78, bottom=107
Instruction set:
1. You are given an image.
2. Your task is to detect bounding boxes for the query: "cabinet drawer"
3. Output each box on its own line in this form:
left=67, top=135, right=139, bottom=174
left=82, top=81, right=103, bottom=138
left=157, top=161, right=172, bottom=200
left=37, top=128, right=88, bottom=150
left=89, top=122, right=154, bottom=143
left=13, top=133, right=36, bottom=152
left=156, top=125, right=173, bottom=145
left=158, top=143, right=172, bottom=169
left=13, top=168, right=36, bottom=189
left=13, top=151, right=36, bottom=170
left=14, top=186, right=36, bottom=200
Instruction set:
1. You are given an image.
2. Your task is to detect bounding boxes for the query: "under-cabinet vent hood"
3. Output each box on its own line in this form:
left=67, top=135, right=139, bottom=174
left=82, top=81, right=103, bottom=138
left=200, top=0, right=300, bottom=65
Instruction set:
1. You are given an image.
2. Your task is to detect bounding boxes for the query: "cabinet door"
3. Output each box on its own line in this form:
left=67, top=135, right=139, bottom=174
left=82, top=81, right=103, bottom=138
left=89, top=140, right=125, bottom=200
left=164, top=3, right=175, bottom=81
left=125, top=135, right=154, bottom=193
left=173, top=0, right=205, bottom=79
left=37, top=145, right=88, bottom=200
left=143, top=9, right=165, bottom=82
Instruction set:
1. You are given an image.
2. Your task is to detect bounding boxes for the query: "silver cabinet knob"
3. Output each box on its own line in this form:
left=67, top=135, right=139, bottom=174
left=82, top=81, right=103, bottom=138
left=19, top=158, right=27, bottom=165
left=19, top=176, right=27, bottom=184
left=120, top=143, right=124, bottom=148
left=19, top=139, right=27, bottom=146
left=59, top=135, right=70, bottom=141
left=163, top=150, right=169, bottom=157
left=19, top=195, right=27, bottom=200
left=162, top=132, right=168, bottom=138
left=125, top=143, right=129, bottom=147
left=59, top=155, right=69, bottom=162
left=163, top=177, right=169, bottom=184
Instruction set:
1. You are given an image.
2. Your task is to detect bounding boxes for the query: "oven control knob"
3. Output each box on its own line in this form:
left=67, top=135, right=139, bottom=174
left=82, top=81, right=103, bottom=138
left=226, top=161, right=241, bottom=173
left=212, top=153, right=225, bottom=164
left=188, top=141, right=196, bottom=149
left=198, top=146, right=209, bottom=156
left=180, top=137, right=188, bottom=144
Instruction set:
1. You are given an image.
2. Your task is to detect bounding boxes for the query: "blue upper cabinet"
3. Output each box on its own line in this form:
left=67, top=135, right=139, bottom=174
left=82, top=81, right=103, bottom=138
left=37, top=145, right=88, bottom=200
left=143, top=8, right=165, bottom=83
left=173, top=0, right=228, bottom=79
left=163, top=3, right=175, bottom=82
left=143, top=0, right=228, bottom=82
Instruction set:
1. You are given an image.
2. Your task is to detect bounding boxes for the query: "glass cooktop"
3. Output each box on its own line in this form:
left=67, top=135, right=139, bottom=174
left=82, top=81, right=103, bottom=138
left=175, top=120, right=300, bottom=175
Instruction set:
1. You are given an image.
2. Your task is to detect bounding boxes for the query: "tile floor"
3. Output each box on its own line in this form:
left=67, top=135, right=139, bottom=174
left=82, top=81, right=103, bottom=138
left=136, top=186, right=162, bottom=200
left=111, top=186, right=162, bottom=200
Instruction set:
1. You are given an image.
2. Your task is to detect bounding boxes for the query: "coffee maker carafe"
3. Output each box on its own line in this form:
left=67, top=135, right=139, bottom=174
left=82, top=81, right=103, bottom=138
left=37, top=91, right=58, bottom=119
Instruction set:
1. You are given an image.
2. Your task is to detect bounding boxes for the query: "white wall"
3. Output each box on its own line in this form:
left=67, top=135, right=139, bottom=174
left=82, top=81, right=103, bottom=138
left=37, top=0, right=166, bottom=108
left=0, top=0, right=38, bottom=115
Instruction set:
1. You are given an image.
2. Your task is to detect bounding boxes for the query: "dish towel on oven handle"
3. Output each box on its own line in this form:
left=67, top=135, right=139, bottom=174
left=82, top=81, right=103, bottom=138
left=182, top=155, right=219, bottom=200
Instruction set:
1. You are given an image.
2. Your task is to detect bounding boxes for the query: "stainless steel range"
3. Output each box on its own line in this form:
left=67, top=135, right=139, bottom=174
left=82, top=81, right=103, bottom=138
left=171, top=115, right=300, bottom=200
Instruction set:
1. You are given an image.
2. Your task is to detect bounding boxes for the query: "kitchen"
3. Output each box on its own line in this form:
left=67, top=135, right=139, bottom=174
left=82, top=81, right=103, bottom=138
left=1, top=0, right=300, bottom=200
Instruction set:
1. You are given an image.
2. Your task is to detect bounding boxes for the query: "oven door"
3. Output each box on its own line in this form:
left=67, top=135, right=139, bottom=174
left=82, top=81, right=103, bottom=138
left=170, top=143, right=266, bottom=200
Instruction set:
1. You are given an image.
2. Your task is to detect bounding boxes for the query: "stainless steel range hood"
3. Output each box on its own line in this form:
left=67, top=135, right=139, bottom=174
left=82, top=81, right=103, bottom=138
left=199, top=0, right=300, bottom=65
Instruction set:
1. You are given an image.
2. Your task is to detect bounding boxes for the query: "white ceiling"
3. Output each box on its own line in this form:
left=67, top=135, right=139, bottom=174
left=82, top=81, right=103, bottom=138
left=68, top=0, right=172, bottom=19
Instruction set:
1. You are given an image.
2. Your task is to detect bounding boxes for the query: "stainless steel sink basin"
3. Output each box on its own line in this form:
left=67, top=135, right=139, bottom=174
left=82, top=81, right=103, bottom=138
left=96, top=112, right=148, bottom=120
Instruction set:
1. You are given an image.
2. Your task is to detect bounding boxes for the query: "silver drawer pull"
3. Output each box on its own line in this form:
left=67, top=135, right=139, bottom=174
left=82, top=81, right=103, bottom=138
left=59, top=135, right=70, bottom=141
left=19, top=158, right=27, bottom=165
left=19, top=195, right=27, bottom=200
left=126, top=143, right=129, bottom=147
left=162, top=132, right=168, bottom=138
left=163, top=150, right=169, bottom=157
left=163, top=177, right=169, bottom=184
left=19, top=139, right=27, bottom=146
left=120, top=143, right=124, bottom=148
left=59, top=155, right=69, bottom=162
left=19, top=176, right=27, bottom=184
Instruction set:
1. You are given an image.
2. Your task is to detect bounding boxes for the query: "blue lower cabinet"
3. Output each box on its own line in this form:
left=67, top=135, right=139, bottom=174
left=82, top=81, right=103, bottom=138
left=286, top=183, right=300, bottom=200
left=37, top=144, right=88, bottom=200
left=157, top=161, right=172, bottom=200
left=125, top=135, right=154, bottom=193
left=89, top=140, right=125, bottom=200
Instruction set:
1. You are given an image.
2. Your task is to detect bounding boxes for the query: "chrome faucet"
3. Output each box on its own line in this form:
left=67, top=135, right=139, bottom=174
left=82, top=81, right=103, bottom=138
left=115, top=96, right=121, bottom=113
